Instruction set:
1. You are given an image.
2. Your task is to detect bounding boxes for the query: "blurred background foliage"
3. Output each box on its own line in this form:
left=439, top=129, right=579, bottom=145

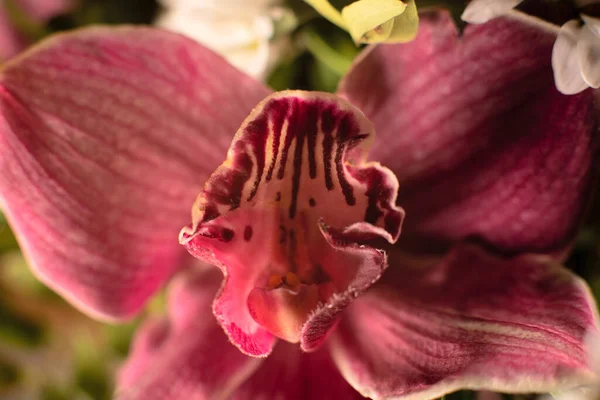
left=0, top=0, right=598, bottom=399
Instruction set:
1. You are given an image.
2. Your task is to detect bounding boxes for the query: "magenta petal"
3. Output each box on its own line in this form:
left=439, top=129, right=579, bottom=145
left=0, top=27, right=271, bottom=319
left=117, top=267, right=261, bottom=399
left=231, top=341, right=364, bottom=400
left=330, top=244, right=600, bottom=399
left=340, top=10, right=599, bottom=255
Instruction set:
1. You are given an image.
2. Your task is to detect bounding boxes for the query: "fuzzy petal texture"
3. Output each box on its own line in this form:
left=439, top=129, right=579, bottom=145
left=340, top=11, right=599, bottom=255
left=181, top=91, right=403, bottom=355
left=330, top=244, right=600, bottom=400
left=231, top=341, right=364, bottom=399
left=0, top=27, right=271, bottom=320
left=117, top=267, right=261, bottom=399
left=461, top=0, right=522, bottom=24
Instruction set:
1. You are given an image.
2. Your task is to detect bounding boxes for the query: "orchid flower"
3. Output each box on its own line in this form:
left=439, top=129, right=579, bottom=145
left=462, top=0, right=600, bottom=95
left=0, top=0, right=72, bottom=61
left=156, top=0, right=286, bottom=80
left=0, top=9, right=599, bottom=400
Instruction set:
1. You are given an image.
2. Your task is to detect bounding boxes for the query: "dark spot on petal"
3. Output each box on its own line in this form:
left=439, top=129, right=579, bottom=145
left=276, top=192, right=281, bottom=202
left=244, top=226, right=253, bottom=241
left=221, top=229, right=235, bottom=242
left=309, top=198, right=316, bottom=207
left=311, top=265, right=331, bottom=285
left=279, top=225, right=286, bottom=244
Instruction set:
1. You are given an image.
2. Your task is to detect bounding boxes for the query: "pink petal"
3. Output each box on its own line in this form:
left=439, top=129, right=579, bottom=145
left=181, top=91, right=404, bottom=355
left=231, top=341, right=364, bottom=399
left=330, top=244, right=600, bottom=399
left=339, top=10, right=599, bottom=255
left=117, top=267, right=261, bottom=399
left=0, top=27, right=271, bottom=320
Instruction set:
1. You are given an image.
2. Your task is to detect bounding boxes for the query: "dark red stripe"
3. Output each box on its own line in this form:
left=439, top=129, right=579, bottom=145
left=246, top=111, right=269, bottom=201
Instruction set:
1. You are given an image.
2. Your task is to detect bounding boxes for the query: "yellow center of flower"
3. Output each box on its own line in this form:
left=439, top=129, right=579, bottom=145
left=268, top=272, right=302, bottom=290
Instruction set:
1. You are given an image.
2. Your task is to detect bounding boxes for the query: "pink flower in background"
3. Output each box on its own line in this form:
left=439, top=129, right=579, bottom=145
left=0, top=9, right=599, bottom=400
left=0, top=0, right=72, bottom=61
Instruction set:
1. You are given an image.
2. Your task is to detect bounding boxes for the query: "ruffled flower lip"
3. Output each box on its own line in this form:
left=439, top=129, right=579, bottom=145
left=179, top=91, right=404, bottom=355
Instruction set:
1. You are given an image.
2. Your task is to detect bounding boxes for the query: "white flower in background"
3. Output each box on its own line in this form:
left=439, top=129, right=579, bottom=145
left=156, top=0, right=285, bottom=80
left=462, top=0, right=600, bottom=95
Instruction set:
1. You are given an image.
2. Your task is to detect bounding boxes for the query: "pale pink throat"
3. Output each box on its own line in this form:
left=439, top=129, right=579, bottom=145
left=180, top=91, right=404, bottom=355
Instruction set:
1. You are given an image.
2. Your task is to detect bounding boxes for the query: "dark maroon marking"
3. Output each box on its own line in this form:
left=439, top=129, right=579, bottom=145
left=201, top=205, right=220, bottom=223
left=309, top=198, right=316, bottom=207
left=266, top=99, right=289, bottom=182
left=349, top=164, right=401, bottom=238
left=335, top=114, right=357, bottom=206
left=203, top=141, right=252, bottom=216
left=279, top=225, right=287, bottom=244
left=276, top=192, right=281, bottom=202
left=356, top=166, right=384, bottom=225
left=309, top=265, right=330, bottom=285
left=321, top=105, right=336, bottom=191
left=221, top=228, right=235, bottom=242
left=245, top=110, right=269, bottom=201
left=244, top=226, right=253, bottom=241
